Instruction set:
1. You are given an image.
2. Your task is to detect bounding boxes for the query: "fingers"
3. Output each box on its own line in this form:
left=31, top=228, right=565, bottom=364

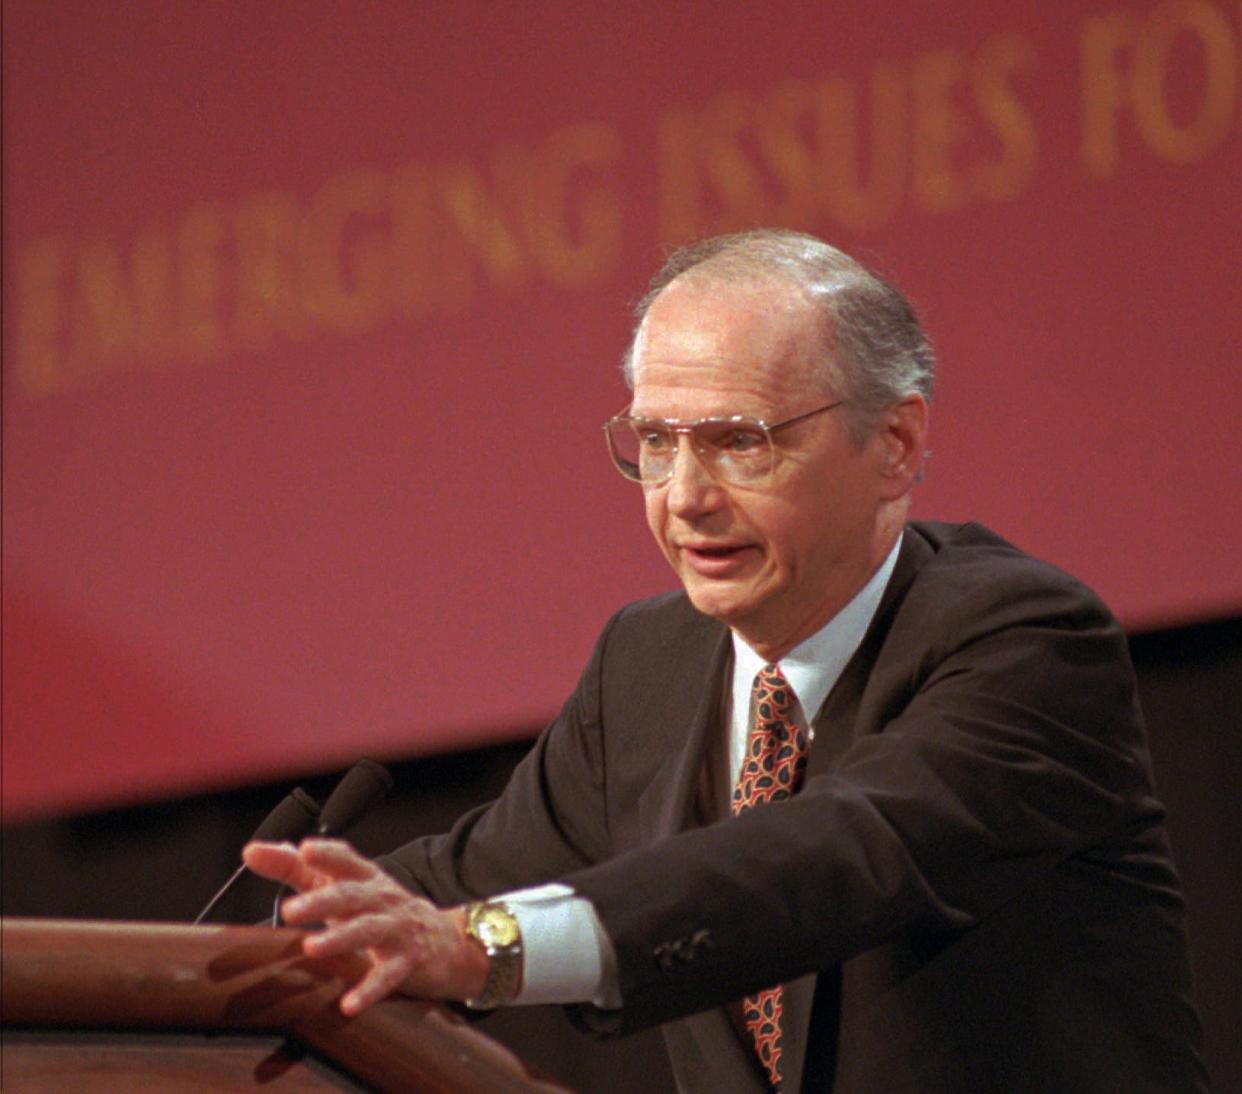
left=304, top=909, right=419, bottom=1015
left=297, top=895, right=482, bottom=1013
left=279, top=851, right=410, bottom=922
left=302, top=908, right=412, bottom=957
left=243, top=837, right=378, bottom=894
left=242, top=841, right=313, bottom=888
left=319, top=903, right=483, bottom=1014
left=296, top=838, right=380, bottom=881
left=283, top=878, right=405, bottom=926
left=243, top=837, right=480, bottom=1015
left=341, top=955, right=416, bottom=1016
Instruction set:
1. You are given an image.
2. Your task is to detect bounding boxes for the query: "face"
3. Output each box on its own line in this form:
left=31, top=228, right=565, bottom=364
left=630, top=276, right=919, bottom=659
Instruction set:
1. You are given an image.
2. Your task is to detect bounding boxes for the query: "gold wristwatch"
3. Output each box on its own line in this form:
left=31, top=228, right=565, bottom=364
left=464, top=900, right=523, bottom=1010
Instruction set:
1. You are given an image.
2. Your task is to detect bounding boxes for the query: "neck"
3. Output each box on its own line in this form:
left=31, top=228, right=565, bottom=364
left=736, top=507, right=906, bottom=662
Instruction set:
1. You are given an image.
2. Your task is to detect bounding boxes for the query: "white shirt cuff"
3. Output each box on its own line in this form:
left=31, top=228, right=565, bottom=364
left=500, top=883, right=620, bottom=1008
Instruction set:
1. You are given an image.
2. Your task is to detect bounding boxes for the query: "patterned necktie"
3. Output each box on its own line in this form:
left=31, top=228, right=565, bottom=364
left=731, top=664, right=810, bottom=1091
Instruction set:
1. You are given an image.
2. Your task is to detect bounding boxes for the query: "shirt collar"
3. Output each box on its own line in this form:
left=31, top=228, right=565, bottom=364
left=731, top=533, right=903, bottom=725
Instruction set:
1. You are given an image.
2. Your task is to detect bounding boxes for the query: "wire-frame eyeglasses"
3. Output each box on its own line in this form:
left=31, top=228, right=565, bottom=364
left=603, top=400, right=846, bottom=487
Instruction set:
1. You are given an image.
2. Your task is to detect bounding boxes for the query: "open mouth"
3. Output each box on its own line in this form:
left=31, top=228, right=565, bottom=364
left=681, top=544, right=753, bottom=574
left=685, top=543, right=746, bottom=558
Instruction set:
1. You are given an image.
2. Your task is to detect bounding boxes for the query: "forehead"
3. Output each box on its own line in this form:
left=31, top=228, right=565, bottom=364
left=629, top=278, right=829, bottom=419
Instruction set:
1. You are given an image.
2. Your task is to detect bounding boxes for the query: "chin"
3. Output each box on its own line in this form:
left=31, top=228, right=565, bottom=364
left=684, top=584, right=749, bottom=626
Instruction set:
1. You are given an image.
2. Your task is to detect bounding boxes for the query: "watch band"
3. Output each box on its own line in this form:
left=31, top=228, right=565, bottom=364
left=464, top=900, right=523, bottom=1010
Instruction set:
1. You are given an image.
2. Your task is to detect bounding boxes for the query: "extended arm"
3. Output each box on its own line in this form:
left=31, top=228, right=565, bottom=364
left=242, top=837, right=488, bottom=1013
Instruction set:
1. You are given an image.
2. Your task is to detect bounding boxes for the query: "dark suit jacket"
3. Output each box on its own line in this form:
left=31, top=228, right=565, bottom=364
left=382, top=522, right=1208, bottom=1092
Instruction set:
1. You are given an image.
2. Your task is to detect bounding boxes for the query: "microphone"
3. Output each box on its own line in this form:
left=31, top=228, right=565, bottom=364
left=268, top=759, right=394, bottom=926
left=193, top=787, right=321, bottom=924
left=315, top=758, right=395, bottom=836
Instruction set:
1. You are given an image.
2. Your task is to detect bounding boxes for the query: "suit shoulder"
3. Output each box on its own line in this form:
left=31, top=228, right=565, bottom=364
left=605, top=589, right=723, bottom=646
left=903, top=520, right=1118, bottom=634
left=583, top=590, right=728, bottom=698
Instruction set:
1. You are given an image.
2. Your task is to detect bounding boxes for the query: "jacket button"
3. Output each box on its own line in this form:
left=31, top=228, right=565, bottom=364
left=653, top=942, right=677, bottom=971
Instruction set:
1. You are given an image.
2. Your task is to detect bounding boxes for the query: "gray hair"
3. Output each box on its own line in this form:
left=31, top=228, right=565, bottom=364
left=622, top=229, right=935, bottom=443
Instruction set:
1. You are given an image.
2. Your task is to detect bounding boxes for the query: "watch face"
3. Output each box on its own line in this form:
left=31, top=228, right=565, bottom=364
left=476, top=905, right=519, bottom=948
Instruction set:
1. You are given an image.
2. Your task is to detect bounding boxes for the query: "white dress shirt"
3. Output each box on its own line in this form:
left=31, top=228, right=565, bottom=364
left=503, top=537, right=903, bottom=1007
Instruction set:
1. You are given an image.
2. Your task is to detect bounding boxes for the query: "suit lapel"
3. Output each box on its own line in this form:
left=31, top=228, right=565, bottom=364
left=638, top=624, right=733, bottom=843
left=785, top=529, right=933, bottom=1090
left=808, top=528, right=932, bottom=778
left=634, top=625, right=771, bottom=1091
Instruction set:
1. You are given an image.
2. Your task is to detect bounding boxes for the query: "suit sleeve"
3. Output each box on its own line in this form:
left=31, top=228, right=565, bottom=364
left=564, top=556, right=1169, bottom=1033
left=378, top=610, right=620, bottom=904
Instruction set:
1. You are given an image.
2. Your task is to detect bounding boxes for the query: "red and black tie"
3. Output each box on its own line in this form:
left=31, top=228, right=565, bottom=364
left=730, top=663, right=810, bottom=1090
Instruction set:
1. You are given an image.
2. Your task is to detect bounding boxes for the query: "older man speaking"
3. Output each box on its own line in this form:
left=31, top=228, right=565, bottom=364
left=245, top=230, right=1207, bottom=1092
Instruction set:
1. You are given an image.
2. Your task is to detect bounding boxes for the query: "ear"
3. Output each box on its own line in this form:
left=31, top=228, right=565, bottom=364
left=876, top=394, right=929, bottom=500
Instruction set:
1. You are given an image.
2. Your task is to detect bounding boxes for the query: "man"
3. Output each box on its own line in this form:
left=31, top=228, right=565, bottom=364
left=246, top=230, right=1208, bottom=1091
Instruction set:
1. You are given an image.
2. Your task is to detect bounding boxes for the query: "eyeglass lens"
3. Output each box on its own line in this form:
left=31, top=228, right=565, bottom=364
left=606, top=418, right=774, bottom=484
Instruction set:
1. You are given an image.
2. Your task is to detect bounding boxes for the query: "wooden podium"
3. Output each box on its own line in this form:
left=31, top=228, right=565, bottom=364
left=0, top=918, right=572, bottom=1092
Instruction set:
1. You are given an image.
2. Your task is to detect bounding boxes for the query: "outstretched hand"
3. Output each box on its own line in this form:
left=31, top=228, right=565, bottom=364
left=242, top=837, right=488, bottom=1016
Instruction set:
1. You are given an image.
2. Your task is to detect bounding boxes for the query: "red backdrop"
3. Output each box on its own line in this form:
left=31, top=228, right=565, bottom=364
left=4, top=0, right=1240, bottom=819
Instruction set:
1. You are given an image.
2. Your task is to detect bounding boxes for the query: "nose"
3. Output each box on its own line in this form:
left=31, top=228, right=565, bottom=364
left=664, top=435, right=726, bottom=519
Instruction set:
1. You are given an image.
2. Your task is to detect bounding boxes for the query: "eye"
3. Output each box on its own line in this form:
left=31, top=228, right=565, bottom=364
left=636, top=427, right=671, bottom=451
left=721, top=427, right=766, bottom=454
